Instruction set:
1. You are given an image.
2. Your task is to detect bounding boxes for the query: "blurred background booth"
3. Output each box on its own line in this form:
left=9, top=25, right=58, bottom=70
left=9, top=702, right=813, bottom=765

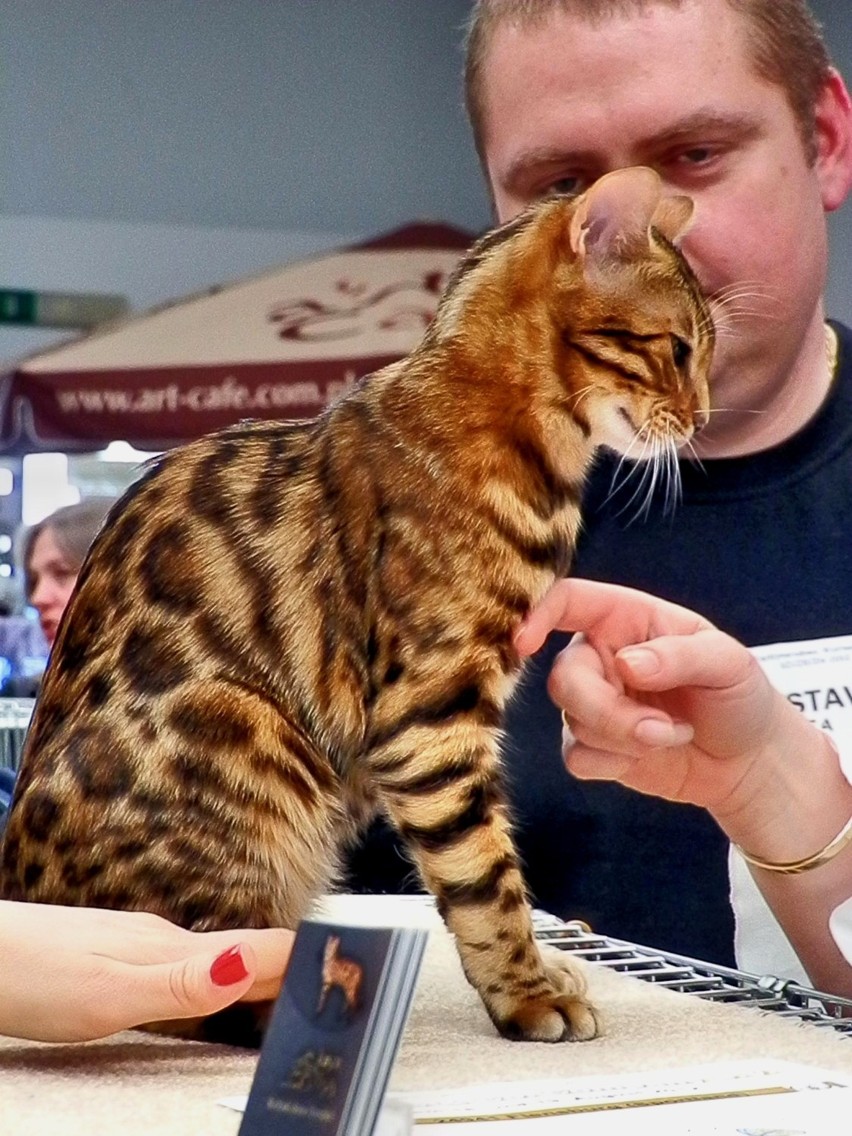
left=0, top=221, right=473, bottom=561
left=0, top=221, right=474, bottom=701
left=0, top=222, right=474, bottom=457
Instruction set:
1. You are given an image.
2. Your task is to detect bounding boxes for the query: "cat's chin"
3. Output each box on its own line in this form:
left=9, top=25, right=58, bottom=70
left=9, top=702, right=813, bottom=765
left=596, top=406, right=696, bottom=460
left=590, top=404, right=645, bottom=456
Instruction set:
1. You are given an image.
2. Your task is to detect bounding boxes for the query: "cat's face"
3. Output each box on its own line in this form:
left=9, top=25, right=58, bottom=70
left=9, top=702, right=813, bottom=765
left=561, top=233, right=714, bottom=461
left=528, top=168, right=714, bottom=463
left=431, top=166, right=712, bottom=495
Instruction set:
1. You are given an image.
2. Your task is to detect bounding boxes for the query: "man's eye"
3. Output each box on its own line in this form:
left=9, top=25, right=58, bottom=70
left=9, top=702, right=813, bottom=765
left=545, top=176, right=583, bottom=197
left=678, top=147, right=715, bottom=165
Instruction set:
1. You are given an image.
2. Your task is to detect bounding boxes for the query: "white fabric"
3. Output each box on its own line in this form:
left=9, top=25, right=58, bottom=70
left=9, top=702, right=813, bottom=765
left=830, top=897, right=852, bottom=965
left=731, top=649, right=852, bottom=986
left=730, top=847, right=809, bottom=983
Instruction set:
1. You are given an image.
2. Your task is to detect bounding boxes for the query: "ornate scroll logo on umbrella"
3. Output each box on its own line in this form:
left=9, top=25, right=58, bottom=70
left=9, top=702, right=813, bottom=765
left=268, top=272, right=448, bottom=342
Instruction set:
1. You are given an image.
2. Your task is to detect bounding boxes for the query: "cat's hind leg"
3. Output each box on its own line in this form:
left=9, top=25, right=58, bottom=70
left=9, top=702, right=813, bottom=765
left=153, top=680, right=347, bottom=932
left=139, top=683, right=347, bottom=1046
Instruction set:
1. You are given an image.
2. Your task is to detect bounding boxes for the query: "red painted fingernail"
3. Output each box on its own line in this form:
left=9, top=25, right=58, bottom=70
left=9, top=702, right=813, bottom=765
left=210, top=944, right=250, bottom=986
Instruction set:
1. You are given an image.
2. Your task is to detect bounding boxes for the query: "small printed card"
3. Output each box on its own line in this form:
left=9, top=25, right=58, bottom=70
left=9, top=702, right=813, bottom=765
left=238, top=919, right=427, bottom=1136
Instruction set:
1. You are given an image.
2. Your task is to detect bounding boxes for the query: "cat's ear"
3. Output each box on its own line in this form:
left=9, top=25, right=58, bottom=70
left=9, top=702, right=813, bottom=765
left=568, top=166, right=662, bottom=263
left=651, top=194, right=695, bottom=244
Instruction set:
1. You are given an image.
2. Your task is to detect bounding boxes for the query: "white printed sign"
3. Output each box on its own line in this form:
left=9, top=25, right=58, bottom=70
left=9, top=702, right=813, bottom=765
left=751, top=634, right=852, bottom=767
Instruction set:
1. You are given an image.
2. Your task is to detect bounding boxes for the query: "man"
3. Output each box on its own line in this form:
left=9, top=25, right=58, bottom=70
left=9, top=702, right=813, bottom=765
left=347, top=0, right=852, bottom=969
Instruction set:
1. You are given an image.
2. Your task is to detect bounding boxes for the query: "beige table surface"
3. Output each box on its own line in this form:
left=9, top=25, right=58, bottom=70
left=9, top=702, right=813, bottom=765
left=4, top=897, right=852, bottom=1135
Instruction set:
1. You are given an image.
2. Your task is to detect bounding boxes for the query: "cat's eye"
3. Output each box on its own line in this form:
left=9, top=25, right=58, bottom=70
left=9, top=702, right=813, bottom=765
left=671, top=335, right=692, bottom=368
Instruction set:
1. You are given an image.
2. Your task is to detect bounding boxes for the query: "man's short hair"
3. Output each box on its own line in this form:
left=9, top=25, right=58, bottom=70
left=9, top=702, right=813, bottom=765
left=464, top=0, right=833, bottom=169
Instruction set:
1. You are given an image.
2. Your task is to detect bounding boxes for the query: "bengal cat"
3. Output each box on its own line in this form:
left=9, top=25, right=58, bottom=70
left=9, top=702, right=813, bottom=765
left=0, top=166, right=713, bottom=1046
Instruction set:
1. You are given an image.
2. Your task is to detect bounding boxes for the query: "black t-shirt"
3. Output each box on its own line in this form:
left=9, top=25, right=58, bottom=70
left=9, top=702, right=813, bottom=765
left=344, top=321, right=852, bottom=967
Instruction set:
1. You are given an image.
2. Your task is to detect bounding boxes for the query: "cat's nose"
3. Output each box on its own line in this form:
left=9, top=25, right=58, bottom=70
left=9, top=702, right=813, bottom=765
left=692, top=407, right=709, bottom=433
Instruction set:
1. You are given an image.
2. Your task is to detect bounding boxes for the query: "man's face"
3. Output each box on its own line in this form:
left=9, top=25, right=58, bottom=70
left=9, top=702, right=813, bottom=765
left=478, top=0, right=850, bottom=443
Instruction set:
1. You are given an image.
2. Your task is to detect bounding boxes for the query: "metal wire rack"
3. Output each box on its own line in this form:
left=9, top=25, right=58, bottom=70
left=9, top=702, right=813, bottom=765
left=533, top=911, right=852, bottom=1036
left=0, top=697, right=34, bottom=772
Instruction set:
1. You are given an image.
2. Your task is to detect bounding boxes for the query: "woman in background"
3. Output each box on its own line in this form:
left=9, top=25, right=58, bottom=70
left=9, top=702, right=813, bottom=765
left=22, top=496, right=117, bottom=650
left=0, top=497, right=117, bottom=700
left=0, top=497, right=118, bottom=817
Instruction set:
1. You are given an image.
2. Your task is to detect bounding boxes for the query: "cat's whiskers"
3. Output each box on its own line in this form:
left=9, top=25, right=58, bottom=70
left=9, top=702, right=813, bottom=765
left=645, top=434, right=677, bottom=520
left=696, top=312, right=716, bottom=340
left=679, top=436, right=706, bottom=476
left=710, top=281, right=778, bottom=309
left=601, top=428, right=647, bottom=509
left=705, top=406, right=766, bottom=416
left=610, top=424, right=685, bottom=523
left=712, top=311, right=778, bottom=340
left=564, top=383, right=597, bottom=413
left=634, top=438, right=660, bottom=521
left=661, top=435, right=682, bottom=516
left=607, top=429, right=660, bottom=523
left=708, top=284, right=783, bottom=339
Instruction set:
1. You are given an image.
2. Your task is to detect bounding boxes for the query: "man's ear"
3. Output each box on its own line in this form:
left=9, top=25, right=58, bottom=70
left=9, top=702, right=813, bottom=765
left=814, top=68, right=852, bottom=213
left=569, top=166, right=663, bottom=263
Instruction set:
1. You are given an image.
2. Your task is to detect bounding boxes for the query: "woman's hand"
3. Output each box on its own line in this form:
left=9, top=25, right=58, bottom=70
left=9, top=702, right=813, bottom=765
left=516, top=579, right=852, bottom=996
left=515, top=578, right=795, bottom=816
left=0, top=901, right=294, bottom=1042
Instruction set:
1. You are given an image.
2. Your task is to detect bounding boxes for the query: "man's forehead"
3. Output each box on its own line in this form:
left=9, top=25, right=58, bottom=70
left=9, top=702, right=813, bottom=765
left=479, top=0, right=757, bottom=136
left=480, top=0, right=745, bottom=72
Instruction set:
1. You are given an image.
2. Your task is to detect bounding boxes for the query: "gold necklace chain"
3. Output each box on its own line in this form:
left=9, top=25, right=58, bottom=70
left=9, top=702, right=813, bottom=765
left=825, top=321, right=839, bottom=378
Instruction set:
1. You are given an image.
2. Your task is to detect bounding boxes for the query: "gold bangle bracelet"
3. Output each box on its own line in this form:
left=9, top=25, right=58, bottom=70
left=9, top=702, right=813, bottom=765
left=734, top=814, right=852, bottom=875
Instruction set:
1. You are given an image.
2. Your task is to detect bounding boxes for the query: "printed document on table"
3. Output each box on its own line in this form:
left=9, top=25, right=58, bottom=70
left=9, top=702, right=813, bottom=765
left=418, top=1085, right=852, bottom=1135
left=383, top=1060, right=850, bottom=1124
left=222, top=1060, right=852, bottom=1134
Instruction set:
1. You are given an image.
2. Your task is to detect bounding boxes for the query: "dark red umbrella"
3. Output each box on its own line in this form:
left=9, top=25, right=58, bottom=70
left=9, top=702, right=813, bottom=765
left=0, top=222, right=474, bottom=453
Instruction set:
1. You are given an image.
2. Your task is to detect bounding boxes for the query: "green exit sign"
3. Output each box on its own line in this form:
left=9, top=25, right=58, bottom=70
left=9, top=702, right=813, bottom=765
left=0, top=288, right=128, bottom=328
left=0, top=290, right=37, bottom=324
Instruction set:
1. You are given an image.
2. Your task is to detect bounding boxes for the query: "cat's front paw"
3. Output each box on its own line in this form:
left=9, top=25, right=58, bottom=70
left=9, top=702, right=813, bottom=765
left=497, top=951, right=601, bottom=1043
